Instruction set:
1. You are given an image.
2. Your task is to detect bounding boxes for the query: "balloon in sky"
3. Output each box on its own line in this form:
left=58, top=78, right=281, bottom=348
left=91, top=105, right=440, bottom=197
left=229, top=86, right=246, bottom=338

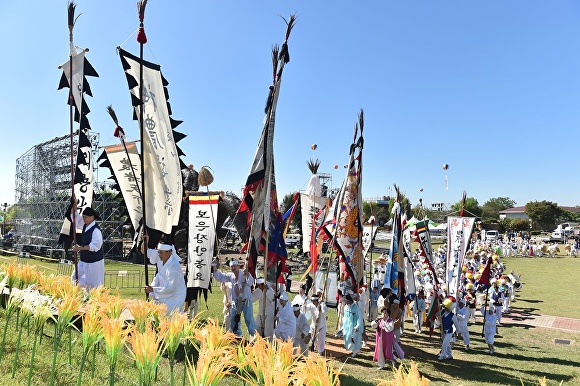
left=334, top=164, right=339, bottom=169
left=311, top=144, right=317, bottom=150
left=442, top=163, right=449, bottom=170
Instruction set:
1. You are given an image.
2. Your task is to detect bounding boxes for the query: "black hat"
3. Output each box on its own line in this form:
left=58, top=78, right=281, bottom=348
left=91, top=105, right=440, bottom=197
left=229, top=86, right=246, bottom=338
left=82, top=207, right=98, bottom=218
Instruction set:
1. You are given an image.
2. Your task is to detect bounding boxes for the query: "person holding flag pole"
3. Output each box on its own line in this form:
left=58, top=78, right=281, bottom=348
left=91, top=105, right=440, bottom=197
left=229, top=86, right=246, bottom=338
left=479, top=255, right=493, bottom=337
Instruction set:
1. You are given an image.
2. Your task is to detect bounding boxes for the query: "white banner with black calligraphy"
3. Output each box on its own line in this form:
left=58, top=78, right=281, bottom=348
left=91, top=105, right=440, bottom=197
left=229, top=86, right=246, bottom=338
left=102, top=142, right=142, bottom=231
left=446, top=216, right=475, bottom=298
left=119, top=48, right=183, bottom=234
left=59, top=130, right=94, bottom=236
left=188, top=193, right=219, bottom=288
left=362, top=224, right=378, bottom=260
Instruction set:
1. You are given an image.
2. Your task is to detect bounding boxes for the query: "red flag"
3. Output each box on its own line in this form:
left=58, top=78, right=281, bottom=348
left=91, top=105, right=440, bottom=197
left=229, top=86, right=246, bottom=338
left=309, top=203, right=327, bottom=273
left=478, top=256, right=492, bottom=286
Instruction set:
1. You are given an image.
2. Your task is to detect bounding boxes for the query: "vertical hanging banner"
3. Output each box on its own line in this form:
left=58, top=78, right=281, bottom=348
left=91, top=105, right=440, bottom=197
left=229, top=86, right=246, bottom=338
left=57, top=46, right=98, bottom=250
left=446, top=216, right=475, bottom=298
left=188, top=193, right=220, bottom=289
left=362, top=224, right=378, bottom=258
left=118, top=48, right=184, bottom=235
left=300, top=194, right=327, bottom=252
left=99, top=142, right=142, bottom=231
left=415, top=220, right=434, bottom=265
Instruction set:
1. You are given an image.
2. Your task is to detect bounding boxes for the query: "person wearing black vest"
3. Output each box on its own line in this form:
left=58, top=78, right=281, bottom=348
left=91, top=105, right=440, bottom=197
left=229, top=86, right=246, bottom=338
left=71, top=207, right=104, bottom=290
left=438, top=298, right=459, bottom=361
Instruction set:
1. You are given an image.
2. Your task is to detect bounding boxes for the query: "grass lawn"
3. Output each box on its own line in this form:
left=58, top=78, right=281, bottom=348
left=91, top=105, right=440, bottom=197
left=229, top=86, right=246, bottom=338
left=0, top=252, right=579, bottom=385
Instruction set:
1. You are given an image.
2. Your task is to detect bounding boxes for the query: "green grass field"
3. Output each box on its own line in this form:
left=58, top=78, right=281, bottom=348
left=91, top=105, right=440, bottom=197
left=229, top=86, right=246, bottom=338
left=0, top=252, right=579, bottom=385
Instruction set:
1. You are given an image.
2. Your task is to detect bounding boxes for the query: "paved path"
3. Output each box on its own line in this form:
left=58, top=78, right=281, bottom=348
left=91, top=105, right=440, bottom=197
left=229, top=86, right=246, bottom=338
left=502, top=309, right=580, bottom=332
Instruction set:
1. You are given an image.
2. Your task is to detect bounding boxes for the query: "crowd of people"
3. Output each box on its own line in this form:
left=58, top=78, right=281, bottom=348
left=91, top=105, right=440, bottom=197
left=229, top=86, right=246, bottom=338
left=80, top=218, right=519, bottom=366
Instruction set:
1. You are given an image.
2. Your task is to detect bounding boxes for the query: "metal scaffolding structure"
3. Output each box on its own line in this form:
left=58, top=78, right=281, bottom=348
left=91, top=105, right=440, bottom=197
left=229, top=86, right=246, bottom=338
left=13, top=132, right=130, bottom=259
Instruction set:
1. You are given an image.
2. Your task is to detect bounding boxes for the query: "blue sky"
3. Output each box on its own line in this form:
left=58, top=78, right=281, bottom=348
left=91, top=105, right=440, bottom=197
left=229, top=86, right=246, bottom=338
left=1, top=1, right=580, bottom=211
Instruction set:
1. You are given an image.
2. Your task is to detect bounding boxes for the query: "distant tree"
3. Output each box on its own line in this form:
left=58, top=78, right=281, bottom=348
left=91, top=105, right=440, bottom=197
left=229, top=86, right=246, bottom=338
left=280, top=192, right=301, bottom=233
left=363, top=201, right=390, bottom=226
left=450, top=197, right=482, bottom=218
left=525, top=201, right=567, bottom=231
left=512, top=218, right=530, bottom=232
left=481, top=197, right=516, bottom=222
left=498, top=218, right=513, bottom=233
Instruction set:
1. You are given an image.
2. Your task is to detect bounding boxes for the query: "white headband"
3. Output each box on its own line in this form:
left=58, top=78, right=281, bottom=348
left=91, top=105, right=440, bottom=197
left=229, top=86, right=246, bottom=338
left=157, top=243, right=173, bottom=251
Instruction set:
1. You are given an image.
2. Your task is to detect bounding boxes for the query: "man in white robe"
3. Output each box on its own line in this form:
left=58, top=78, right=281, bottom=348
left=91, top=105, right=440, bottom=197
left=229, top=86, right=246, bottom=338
left=293, top=303, right=310, bottom=356
left=274, top=292, right=295, bottom=342
left=252, top=277, right=275, bottom=340
left=145, top=242, right=187, bottom=315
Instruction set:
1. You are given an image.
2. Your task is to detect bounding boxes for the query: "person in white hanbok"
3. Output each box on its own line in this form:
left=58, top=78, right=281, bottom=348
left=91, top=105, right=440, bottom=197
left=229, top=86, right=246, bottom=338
left=293, top=303, right=310, bottom=356
left=274, top=292, right=296, bottom=342
left=252, top=277, right=275, bottom=340
left=304, top=294, right=327, bottom=355
left=144, top=242, right=187, bottom=315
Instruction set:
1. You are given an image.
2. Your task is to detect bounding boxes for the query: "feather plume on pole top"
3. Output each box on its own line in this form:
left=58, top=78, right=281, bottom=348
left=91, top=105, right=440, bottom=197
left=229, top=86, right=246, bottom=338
left=306, top=158, right=321, bottom=175
left=106, top=105, right=125, bottom=139
left=67, top=1, right=79, bottom=37
left=460, top=191, right=467, bottom=217
left=137, top=0, right=148, bottom=44
left=279, top=14, right=297, bottom=64
left=198, top=166, right=214, bottom=187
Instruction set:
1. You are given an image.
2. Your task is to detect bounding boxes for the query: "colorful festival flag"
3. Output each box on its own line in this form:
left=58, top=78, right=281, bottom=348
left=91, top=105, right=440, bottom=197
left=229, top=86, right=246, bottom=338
left=238, top=15, right=296, bottom=280
left=322, top=110, right=365, bottom=293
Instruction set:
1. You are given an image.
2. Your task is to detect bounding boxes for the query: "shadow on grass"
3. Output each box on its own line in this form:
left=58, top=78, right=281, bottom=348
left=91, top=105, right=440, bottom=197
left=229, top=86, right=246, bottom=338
left=397, top=331, right=577, bottom=386
left=339, top=373, right=376, bottom=386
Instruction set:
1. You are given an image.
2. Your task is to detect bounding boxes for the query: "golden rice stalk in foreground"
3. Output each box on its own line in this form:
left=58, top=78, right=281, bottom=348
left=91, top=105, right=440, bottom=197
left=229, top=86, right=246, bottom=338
left=186, top=318, right=237, bottom=386
left=126, top=323, right=167, bottom=386
left=292, top=354, right=344, bottom=386
left=236, top=336, right=300, bottom=386
left=376, top=361, right=430, bottom=386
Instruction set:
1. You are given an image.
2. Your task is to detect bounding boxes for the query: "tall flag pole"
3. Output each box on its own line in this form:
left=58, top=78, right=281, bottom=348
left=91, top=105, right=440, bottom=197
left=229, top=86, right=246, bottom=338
left=116, top=0, right=186, bottom=298
left=137, top=0, right=149, bottom=296
left=238, top=15, right=296, bottom=279
left=237, top=15, right=296, bottom=329
left=323, top=109, right=365, bottom=295
left=57, top=1, right=98, bottom=283
left=479, top=255, right=493, bottom=337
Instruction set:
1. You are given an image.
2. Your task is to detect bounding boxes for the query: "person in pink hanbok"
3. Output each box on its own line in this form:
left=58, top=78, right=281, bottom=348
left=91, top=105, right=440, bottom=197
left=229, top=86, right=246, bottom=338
left=372, top=307, right=403, bottom=370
